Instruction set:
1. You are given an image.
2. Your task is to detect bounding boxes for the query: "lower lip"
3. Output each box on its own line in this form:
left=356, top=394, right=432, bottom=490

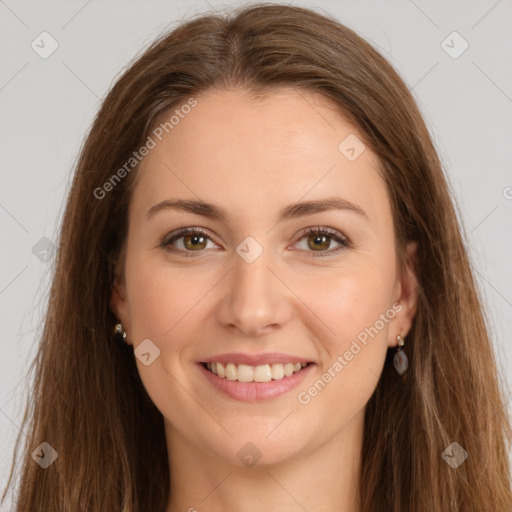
left=198, top=363, right=315, bottom=402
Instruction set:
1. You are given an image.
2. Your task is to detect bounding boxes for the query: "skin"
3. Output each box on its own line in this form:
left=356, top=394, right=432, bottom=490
left=111, top=87, right=418, bottom=512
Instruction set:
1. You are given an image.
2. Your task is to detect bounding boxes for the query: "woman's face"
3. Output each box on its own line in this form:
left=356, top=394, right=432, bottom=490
left=111, top=87, right=417, bottom=466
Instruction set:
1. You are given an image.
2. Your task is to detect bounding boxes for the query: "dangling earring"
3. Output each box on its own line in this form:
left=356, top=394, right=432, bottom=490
left=393, top=334, right=408, bottom=375
left=114, top=322, right=128, bottom=346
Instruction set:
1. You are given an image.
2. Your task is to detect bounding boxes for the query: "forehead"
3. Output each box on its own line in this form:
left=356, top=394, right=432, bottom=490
left=130, top=87, right=390, bottom=228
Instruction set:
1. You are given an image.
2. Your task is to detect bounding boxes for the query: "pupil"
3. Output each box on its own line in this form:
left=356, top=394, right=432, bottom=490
left=186, top=235, right=205, bottom=249
left=310, top=234, right=329, bottom=250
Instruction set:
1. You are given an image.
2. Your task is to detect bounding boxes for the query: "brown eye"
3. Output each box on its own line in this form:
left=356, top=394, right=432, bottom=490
left=161, top=227, right=217, bottom=255
left=294, top=227, right=350, bottom=257
left=306, top=233, right=332, bottom=251
left=181, top=233, right=208, bottom=250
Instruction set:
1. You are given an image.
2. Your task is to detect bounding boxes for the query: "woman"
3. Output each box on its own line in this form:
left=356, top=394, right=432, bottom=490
left=3, top=3, right=511, bottom=511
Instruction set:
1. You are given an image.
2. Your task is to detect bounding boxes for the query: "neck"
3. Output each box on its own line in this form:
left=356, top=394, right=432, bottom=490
left=164, top=410, right=364, bottom=512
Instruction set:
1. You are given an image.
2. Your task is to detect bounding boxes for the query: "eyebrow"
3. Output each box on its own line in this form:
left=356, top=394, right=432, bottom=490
left=145, top=196, right=368, bottom=223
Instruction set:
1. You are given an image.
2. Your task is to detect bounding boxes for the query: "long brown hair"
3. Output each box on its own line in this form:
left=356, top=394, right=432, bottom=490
left=3, top=3, right=511, bottom=511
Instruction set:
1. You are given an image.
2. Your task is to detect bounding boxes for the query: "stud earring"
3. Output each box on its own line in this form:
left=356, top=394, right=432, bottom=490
left=114, top=322, right=128, bottom=346
left=393, top=334, right=408, bottom=375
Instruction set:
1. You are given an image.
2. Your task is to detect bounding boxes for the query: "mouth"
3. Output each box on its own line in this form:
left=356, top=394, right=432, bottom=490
left=200, top=361, right=312, bottom=383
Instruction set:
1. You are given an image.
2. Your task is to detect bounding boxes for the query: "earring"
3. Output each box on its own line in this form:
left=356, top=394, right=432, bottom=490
left=114, top=322, right=128, bottom=346
left=393, top=334, right=408, bottom=375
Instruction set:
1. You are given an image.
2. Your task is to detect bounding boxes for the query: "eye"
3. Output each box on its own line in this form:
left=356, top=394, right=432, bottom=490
left=160, top=227, right=218, bottom=256
left=293, top=226, right=350, bottom=257
left=160, top=226, right=351, bottom=258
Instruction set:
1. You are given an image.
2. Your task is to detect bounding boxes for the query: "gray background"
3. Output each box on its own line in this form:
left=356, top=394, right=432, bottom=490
left=1, top=0, right=511, bottom=507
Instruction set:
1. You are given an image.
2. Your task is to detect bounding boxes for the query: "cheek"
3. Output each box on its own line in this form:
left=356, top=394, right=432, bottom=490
left=291, top=271, right=393, bottom=438
left=296, top=261, right=395, bottom=348
left=124, top=250, right=205, bottom=342
left=123, top=252, right=207, bottom=414
left=291, top=258, right=395, bottom=399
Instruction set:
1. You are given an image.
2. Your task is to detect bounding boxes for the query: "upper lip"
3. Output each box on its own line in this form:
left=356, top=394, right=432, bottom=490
left=200, top=352, right=314, bottom=366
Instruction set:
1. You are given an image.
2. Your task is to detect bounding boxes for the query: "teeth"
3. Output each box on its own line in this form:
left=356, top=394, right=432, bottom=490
left=205, top=361, right=308, bottom=382
left=225, top=363, right=237, bottom=381
left=271, top=363, right=284, bottom=380
left=237, top=364, right=254, bottom=382
left=284, top=363, right=294, bottom=377
left=253, top=364, right=272, bottom=382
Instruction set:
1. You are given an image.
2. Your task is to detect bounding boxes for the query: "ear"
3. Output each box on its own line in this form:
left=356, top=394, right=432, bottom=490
left=389, top=241, right=418, bottom=347
left=110, top=266, right=133, bottom=345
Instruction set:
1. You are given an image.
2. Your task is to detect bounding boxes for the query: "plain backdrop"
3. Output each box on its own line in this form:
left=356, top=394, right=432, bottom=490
left=1, top=0, right=511, bottom=507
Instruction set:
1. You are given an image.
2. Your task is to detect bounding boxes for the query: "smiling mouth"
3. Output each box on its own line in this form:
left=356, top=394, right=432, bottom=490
left=201, top=361, right=311, bottom=383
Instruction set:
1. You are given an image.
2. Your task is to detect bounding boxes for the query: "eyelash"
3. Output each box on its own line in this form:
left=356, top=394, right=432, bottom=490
left=160, top=226, right=351, bottom=258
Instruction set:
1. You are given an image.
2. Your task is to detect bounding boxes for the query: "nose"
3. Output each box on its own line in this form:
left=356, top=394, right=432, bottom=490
left=215, top=241, right=293, bottom=337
